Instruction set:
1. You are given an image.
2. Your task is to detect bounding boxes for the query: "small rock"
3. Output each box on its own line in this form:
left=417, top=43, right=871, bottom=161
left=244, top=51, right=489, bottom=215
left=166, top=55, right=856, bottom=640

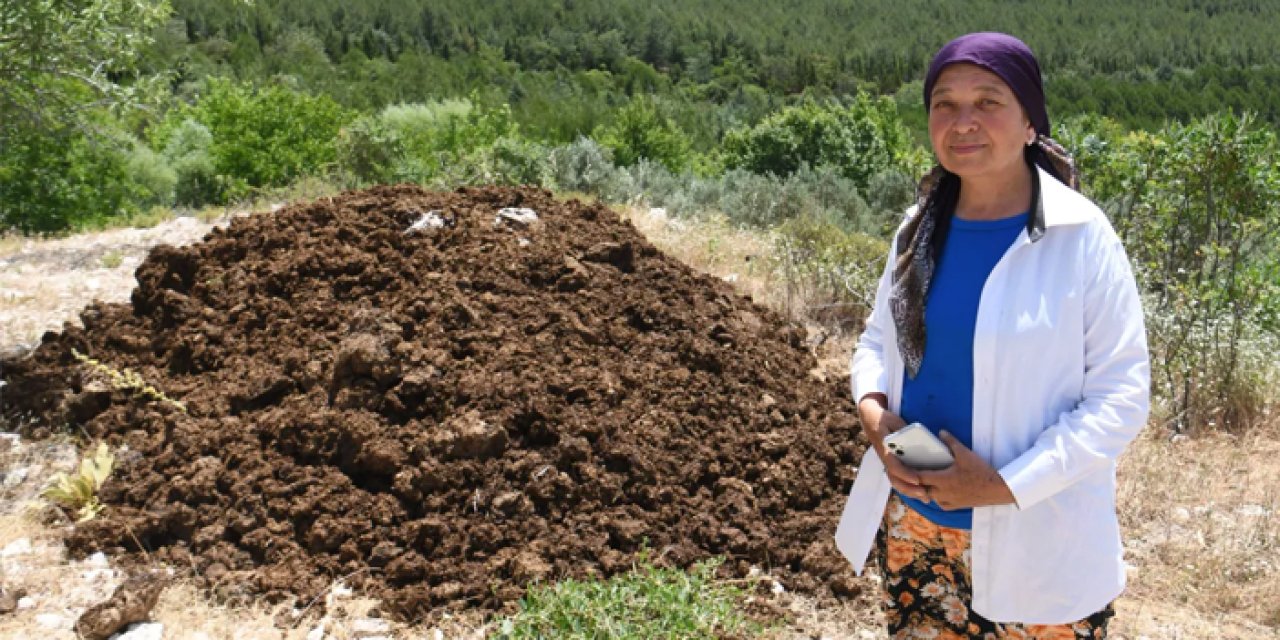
left=0, top=586, right=22, bottom=614
left=517, top=237, right=531, bottom=247
left=1, top=538, right=31, bottom=557
left=17, top=596, right=36, bottom=609
left=36, top=613, right=71, bottom=629
left=81, top=568, right=116, bottom=581
left=403, top=210, right=447, bottom=234
left=494, top=207, right=539, bottom=229
left=2, top=466, right=27, bottom=487
left=352, top=617, right=390, bottom=634
left=1172, top=507, right=1191, bottom=522
left=113, top=622, right=164, bottom=640
left=1238, top=504, right=1270, bottom=517
left=770, top=580, right=785, bottom=595
left=85, top=552, right=110, bottom=567
left=76, top=572, right=168, bottom=640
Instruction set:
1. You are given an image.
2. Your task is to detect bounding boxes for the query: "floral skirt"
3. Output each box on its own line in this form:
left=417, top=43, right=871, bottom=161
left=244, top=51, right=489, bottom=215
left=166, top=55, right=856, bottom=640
left=875, top=493, right=1114, bottom=639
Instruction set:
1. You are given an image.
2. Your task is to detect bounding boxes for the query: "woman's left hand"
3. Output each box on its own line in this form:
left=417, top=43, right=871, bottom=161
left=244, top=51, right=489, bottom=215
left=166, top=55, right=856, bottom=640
left=917, top=431, right=1017, bottom=510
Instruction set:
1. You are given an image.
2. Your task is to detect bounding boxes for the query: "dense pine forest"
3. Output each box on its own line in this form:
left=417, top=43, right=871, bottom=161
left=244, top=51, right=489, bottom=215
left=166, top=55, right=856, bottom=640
left=156, top=0, right=1280, bottom=138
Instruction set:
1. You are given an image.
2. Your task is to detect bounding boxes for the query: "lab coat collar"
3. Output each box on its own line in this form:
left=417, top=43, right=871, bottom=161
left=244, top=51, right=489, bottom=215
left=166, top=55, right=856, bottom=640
left=1029, top=166, right=1094, bottom=242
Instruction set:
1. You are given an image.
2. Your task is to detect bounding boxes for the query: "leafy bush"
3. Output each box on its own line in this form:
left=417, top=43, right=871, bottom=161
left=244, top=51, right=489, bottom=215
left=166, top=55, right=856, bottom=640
left=549, top=137, right=630, bottom=197
left=337, top=98, right=523, bottom=186
left=593, top=96, right=693, bottom=173
left=162, top=119, right=223, bottom=207
left=42, top=442, right=114, bottom=523
left=0, top=127, right=135, bottom=233
left=123, top=139, right=177, bottom=208
left=1066, top=113, right=1280, bottom=433
left=720, top=93, right=921, bottom=189
left=154, top=78, right=355, bottom=199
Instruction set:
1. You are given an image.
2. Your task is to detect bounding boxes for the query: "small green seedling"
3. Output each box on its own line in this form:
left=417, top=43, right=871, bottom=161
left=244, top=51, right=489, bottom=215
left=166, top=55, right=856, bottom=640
left=42, top=442, right=115, bottom=522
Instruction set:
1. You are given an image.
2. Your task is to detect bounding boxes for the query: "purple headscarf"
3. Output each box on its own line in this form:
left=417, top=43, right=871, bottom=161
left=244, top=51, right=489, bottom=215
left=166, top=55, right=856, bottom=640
left=923, top=32, right=1049, bottom=137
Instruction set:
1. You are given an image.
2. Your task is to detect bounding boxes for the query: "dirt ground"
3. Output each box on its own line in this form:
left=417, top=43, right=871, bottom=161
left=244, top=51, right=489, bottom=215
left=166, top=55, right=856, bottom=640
left=1, top=185, right=870, bottom=625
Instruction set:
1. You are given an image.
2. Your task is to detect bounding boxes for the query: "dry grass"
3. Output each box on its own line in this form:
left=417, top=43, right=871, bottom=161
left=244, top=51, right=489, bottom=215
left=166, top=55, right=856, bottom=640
left=622, top=206, right=783, bottom=311
left=1115, top=423, right=1280, bottom=633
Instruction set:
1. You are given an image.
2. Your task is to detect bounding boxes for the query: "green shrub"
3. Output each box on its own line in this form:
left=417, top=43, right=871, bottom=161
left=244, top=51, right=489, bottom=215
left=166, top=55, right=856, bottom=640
left=593, top=96, right=693, bottom=173
left=1068, top=113, right=1280, bottom=433
left=337, top=98, right=523, bottom=186
left=123, top=139, right=177, bottom=208
left=0, top=127, right=134, bottom=234
left=154, top=79, right=355, bottom=199
left=549, top=137, right=629, bottom=197
left=162, top=119, right=223, bottom=207
left=720, top=93, right=921, bottom=190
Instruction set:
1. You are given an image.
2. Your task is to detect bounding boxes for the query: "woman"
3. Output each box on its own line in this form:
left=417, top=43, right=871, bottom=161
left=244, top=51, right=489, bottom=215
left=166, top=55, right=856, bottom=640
left=835, top=33, right=1150, bottom=638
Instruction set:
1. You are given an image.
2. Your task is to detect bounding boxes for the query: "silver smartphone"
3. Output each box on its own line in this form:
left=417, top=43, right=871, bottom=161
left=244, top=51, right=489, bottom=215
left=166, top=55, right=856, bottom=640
left=883, top=422, right=954, bottom=470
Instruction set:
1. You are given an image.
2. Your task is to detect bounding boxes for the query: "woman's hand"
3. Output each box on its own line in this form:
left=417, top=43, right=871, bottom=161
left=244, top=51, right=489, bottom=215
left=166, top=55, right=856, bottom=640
left=857, top=394, right=931, bottom=502
left=917, top=431, right=1017, bottom=509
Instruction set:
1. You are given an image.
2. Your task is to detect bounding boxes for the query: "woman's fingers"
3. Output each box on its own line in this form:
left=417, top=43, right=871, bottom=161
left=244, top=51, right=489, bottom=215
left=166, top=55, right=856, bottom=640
left=884, top=455, right=929, bottom=500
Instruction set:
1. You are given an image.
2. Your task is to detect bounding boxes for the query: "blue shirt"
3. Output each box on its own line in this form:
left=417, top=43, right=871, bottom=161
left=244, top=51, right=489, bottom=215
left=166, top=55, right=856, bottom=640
left=896, top=211, right=1029, bottom=529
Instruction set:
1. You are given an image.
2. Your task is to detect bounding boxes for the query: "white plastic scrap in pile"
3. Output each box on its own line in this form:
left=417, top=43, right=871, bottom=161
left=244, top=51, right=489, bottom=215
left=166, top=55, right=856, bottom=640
left=403, top=210, right=447, bottom=235
left=494, top=207, right=539, bottom=229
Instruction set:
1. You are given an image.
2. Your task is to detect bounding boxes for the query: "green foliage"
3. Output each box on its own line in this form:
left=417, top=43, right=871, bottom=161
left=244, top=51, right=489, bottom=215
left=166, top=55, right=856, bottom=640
left=161, top=118, right=222, bottom=207
left=336, top=98, right=522, bottom=186
left=593, top=96, right=693, bottom=173
left=494, top=555, right=761, bottom=639
left=42, top=442, right=114, bottom=522
left=124, top=139, right=178, bottom=208
left=154, top=78, right=355, bottom=199
left=720, top=94, right=919, bottom=190
left=1068, top=113, right=1280, bottom=433
left=549, top=138, right=630, bottom=199
left=0, top=127, right=136, bottom=234
left=0, top=0, right=171, bottom=147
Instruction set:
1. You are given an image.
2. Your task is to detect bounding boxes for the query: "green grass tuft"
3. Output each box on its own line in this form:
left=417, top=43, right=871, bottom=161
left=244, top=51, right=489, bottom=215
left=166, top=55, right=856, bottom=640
left=495, top=554, right=762, bottom=639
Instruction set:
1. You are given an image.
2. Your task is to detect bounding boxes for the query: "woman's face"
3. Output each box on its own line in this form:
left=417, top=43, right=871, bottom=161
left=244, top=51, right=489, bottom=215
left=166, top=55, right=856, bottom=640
left=927, top=64, right=1035, bottom=183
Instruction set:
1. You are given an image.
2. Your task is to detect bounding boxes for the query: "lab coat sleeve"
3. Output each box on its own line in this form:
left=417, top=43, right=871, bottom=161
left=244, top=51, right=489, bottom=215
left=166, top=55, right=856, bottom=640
left=999, top=223, right=1151, bottom=509
left=850, top=229, right=900, bottom=403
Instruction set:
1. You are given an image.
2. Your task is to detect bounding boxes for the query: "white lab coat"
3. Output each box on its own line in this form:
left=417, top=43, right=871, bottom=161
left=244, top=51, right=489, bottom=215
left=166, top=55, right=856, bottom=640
left=836, top=167, right=1151, bottom=624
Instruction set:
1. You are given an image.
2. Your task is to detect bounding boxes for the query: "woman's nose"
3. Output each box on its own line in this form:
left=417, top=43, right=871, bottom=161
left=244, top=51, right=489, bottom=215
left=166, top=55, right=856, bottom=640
left=951, top=107, right=979, bottom=133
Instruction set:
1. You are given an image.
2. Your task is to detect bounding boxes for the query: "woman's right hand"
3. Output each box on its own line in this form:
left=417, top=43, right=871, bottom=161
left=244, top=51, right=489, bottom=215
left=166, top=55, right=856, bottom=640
left=857, top=393, right=930, bottom=501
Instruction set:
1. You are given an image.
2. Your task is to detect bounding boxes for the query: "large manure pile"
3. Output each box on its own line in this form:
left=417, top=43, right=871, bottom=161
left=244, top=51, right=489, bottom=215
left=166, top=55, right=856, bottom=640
left=0, top=185, right=863, bottom=620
